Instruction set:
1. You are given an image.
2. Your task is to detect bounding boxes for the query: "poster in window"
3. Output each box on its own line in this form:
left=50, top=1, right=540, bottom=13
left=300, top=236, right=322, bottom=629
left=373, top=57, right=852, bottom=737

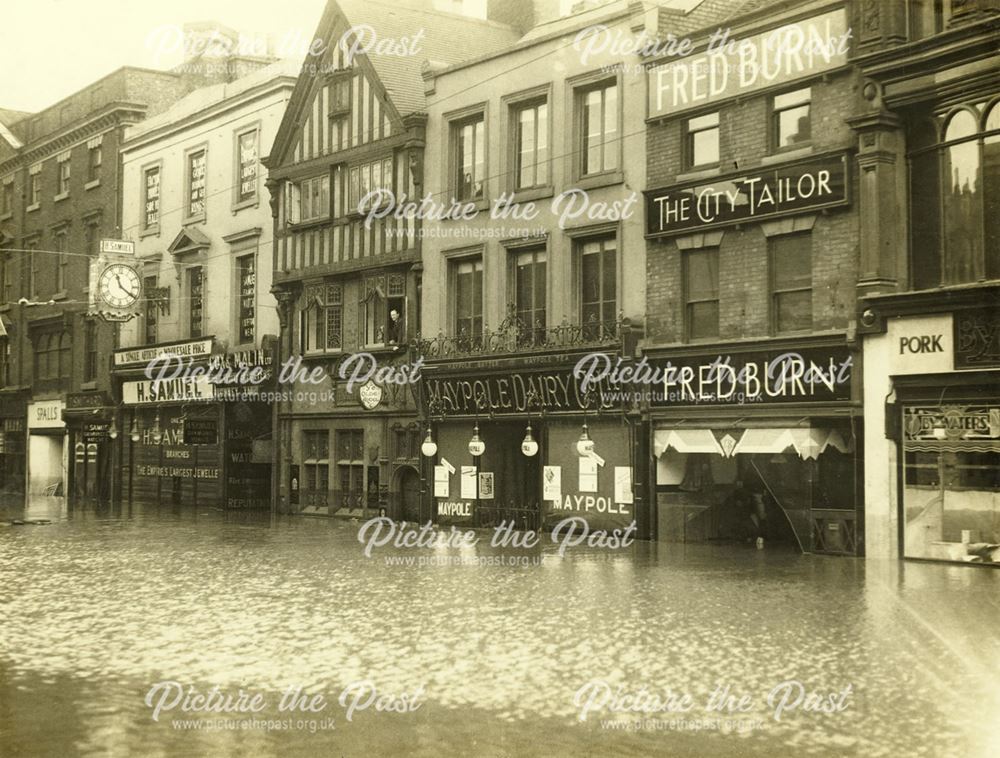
left=238, top=131, right=257, bottom=203
left=433, top=465, right=449, bottom=498
left=239, top=256, right=255, bottom=343
left=460, top=465, right=477, bottom=499
left=579, top=457, right=598, bottom=493
left=543, top=465, right=561, bottom=502
left=478, top=472, right=494, bottom=500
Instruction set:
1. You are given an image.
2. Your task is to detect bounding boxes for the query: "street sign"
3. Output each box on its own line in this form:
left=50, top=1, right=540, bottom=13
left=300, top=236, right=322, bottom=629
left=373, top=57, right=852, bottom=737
left=100, top=239, right=134, bottom=255
left=184, top=417, right=218, bottom=445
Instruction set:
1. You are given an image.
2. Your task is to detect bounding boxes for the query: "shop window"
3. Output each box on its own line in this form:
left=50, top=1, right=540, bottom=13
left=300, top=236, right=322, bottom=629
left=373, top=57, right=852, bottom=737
left=451, top=113, right=485, bottom=202
left=236, top=254, right=255, bottom=344
left=578, top=79, right=619, bottom=176
left=453, top=257, right=483, bottom=345
left=902, top=405, right=1000, bottom=562
left=684, top=248, right=719, bottom=341
left=772, top=87, right=811, bottom=151
left=348, top=157, right=393, bottom=214
left=512, top=248, right=546, bottom=346
left=685, top=111, right=720, bottom=169
left=303, top=430, right=329, bottom=507
left=235, top=127, right=258, bottom=206
left=297, top=175, right=329, bottom=223
left=143, top=276, right=158, bottom=345
left=336, top=429, right=364, bottom=509
left=88, top=145, right=102, bottom=183
left=770, top=234, right=812, bottom=333
left=579, top=236, right=617, bottom=340
left=303, top=284, right=343, bottom=353
left=143, top=164, right=161, bottom=232
left=84, top=320, right=97, bottom=381
left=512, top=99, right=549, bottom=190
left=188, top=267, right=204, bottom=338
left=909, top=102, right=1000, bottom=288
left=185, top=148, right=207, bottom=221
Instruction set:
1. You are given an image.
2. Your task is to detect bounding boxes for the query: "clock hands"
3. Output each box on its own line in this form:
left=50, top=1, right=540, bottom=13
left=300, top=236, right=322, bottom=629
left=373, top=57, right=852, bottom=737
left=114, top=273, right=138, bottom=299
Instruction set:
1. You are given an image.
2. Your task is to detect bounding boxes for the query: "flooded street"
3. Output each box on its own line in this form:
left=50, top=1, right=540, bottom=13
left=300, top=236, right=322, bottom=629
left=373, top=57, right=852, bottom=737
left=1, top=498, right=998, bottom=757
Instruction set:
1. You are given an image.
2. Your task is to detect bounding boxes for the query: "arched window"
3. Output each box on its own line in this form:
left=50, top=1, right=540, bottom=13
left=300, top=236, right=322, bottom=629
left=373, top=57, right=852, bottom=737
left=59, top=332, right=71, bottom=379
left=909, top=101, right=1000, bottom=287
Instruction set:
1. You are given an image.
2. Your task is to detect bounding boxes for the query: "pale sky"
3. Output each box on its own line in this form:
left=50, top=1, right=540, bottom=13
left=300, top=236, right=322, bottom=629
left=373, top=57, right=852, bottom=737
left=1, top=0, right=329, bottom=113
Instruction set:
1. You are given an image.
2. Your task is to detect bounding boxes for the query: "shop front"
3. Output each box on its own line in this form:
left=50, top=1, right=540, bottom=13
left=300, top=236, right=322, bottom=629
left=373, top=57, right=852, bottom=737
left=0, top=393, right=27, bottom=500
left=419, top=355, right=642, bottom=534
left=64, top=390, right=114, bottom=505
left=646, top=339, right=863, bottom=554
left=27, top=398, right=67, bottom=497
left=860, top=297, right=1000, bottom=565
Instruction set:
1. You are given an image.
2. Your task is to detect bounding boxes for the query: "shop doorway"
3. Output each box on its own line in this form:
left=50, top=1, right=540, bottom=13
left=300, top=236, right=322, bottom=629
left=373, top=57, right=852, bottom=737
left=396, top=466, right=421, bottom=522
left=480, top=422, right=542, bottom=530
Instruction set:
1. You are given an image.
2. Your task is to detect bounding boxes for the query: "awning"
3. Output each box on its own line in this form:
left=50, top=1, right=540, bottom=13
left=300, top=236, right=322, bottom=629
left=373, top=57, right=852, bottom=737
left=654, top=427, right=852, bottom=460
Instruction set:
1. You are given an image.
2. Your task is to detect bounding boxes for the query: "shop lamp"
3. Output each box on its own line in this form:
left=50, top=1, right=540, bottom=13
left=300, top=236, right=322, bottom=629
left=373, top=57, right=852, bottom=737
left=521, top=423, right=538, bottom=457
left=151, top=413, right=163, bottom=445
left=468, top=423, right=486, bottom=457
left=575, top=422, right=594, bottom=457
left=129, top=418, right=140, bottom=443
left=420, top=426, right=438, bottom=457
left=108, top=418, right=118, bottom=440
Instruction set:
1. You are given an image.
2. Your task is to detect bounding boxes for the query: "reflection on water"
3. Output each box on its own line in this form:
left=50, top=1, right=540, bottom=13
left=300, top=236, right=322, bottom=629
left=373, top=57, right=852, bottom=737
left=1, top=499, right=999, bottom=757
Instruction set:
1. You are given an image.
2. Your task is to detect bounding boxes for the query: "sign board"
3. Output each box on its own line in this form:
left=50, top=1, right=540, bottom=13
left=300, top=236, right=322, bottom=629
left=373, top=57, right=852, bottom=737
left=100, top=239, right=135, bottom=255
left=358, top=380, right=383, bottom=410
left=66, top=391, right=111, bottom=411
left=648, top=344, right=853, bottom=407
left=83, top=422, right=110, bottom=442
left=27, top=400, right=65, bottom=429
left=887, top=315, right=953, bottom=376
left=114, top=339, right=214, bottom=368
left=645, top=153, right=849, bottom=236
left=184, top=417, right=219, bottom=445
left=122, top=377, right=216, bottom=405
left=647, top=8, right=850, bottom=119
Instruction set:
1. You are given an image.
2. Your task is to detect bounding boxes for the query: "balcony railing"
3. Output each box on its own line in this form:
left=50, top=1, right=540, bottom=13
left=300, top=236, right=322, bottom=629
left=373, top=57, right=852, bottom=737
left=416, top=306, right=625, bottom=360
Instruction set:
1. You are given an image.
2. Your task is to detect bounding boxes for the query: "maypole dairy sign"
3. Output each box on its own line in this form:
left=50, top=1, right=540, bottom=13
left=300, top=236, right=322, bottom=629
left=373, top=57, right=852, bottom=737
left=645, top=153, right=848, bottom=236
left=647, top=8, right=850, bottom=118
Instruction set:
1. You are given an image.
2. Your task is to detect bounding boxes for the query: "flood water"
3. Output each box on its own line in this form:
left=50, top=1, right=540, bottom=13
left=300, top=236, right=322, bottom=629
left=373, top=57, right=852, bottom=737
left=1, top=497, right=998, bottom=757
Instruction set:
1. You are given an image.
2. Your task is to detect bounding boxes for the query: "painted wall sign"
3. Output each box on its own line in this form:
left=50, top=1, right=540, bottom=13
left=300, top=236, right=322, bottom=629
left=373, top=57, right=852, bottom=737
left=122, top=376, right=216, bottom=405
left=27, top=400, right=65, bottom=429
left=113, top=339, right=214, bottom=368
left=954, top=306, right=1000, bottom=370
left=645, top=153, right=848, bottom=236
left=647, top=8, right=850, bottom=118
left=648, top=345, right=853, bottom=407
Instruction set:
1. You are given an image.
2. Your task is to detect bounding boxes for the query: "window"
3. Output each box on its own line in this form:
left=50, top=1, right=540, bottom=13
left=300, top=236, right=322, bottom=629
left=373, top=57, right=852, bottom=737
left=908, top=0, right=949, bottom=40
left=35, top=331, right=70, bottom=382
left=26, top=240, right=38, bottom=298
left=909, top=102, right=1000, bottom=288
left=84, top=221, right=99, bottom=291
left=454, top=258, right=483, bottom=343
left=513, top=100, right=548, bottom=189
left=686, top=112, right=720, bottom=168
left=58, top=158, right=71, bottom=196
left=87, top=145, right=102, bottom=183
left=54, top=230, right=68, bottom=292
left=1, top=180, right=12, bottom=216
left=772, top=87, right=811, bottom=150
left=144, top=276, right=158, bottom=345
left=336, top=429, right=364, bottom=509
left=330, top=77, right=351, bottom=116
left=452, top=114, right=485, bottom=201
left=303, top=284, right=343, bottom=353
left=188, top=268, right=204, bottom=338
left=348, top=157, right=393, bottom=214
left=770, top=234, right=812, bottom=333
left=298, top=175, right=329, bottom=222
left=186, top=148, right=207, bottom=220
left=143, top=165, right=161, bottom=231
left=684, top=248, right=720, bottom=341
left=235, top=128, right=258, bottom=205
left=513, top=248, right=546, bottom=346
left=84, top=320, right=97, bottom=381
left=579, top=237, right=617, bottom=340
left=1, top=253, right=11, bottom=304
left=302, top=430, right=330, bottom=507
left=361, top=273, right=405, bottom=347
left=579, top=81, right=618, bottom=176
left=0, top=341, right=9, bottom=387
left=28, top=172, right=40, bottom=208
left=237, top=254, right=255, bottom=344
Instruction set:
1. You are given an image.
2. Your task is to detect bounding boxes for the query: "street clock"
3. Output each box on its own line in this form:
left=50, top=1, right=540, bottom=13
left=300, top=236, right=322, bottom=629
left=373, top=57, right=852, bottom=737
left=89, top=239, right=142, bottom=323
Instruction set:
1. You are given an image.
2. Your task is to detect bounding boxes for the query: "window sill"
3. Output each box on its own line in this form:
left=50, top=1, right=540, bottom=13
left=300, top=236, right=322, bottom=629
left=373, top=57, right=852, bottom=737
left=79, top=381, right=97, bottom=391
left=54, top=192, right=69, bottom=203
left=26, top=203, right=39, bottom=213
left=0, top=212, right=11, bottom=222
left=574, top=171, right=624, bottom=191
left=84, top=179, right=100, bottom=191
left=232, top=197, right=258, bottom=213
left=52, top=291, right=68, bottom=302
left=506, top=186, right=554, bottom=204
left=761, top=146, right=812, bottom=166
left=446, top=197, right=489, bottom=214
left=183, top=214, right=207, bottom=226
left=676, top=166, right=721, bottom=183
left=140, top=226, right=160, bottom=239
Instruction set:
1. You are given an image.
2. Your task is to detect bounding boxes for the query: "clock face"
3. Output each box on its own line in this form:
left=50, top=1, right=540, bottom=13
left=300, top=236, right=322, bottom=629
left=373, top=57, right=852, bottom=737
left=98, top=263, right=141, bottom=309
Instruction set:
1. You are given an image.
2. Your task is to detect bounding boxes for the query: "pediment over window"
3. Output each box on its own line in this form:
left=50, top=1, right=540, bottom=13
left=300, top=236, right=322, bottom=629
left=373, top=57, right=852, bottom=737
left=167, top=226, right=211, bottom=256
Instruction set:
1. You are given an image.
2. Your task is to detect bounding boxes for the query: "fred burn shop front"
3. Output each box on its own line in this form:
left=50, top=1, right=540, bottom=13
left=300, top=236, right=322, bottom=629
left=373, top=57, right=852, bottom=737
left=111, top=338, right=272, bottom=509
left=645, top=340, right=863, bottom=555
left=419, top=356, right=643, bottom=535
left=860, top=295, right=1000, bottom=566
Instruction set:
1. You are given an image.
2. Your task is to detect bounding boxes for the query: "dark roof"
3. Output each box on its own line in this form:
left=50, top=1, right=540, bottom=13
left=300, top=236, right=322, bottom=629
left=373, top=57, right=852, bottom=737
left=337, top=0, right=522, bottom=115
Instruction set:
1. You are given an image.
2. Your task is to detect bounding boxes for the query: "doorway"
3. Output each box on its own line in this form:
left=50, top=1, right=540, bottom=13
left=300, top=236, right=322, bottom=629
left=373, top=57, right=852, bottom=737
left=480, top=422, right=542, bottom=529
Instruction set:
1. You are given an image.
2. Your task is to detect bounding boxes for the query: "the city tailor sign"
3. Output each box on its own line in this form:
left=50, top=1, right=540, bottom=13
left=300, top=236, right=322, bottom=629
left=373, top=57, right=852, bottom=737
left=122, top=376, right=216, bottom=405
left=649, top=345, right=853, bottom=407
left=647, top=8, right=850, bottom=119
left=424, top=368, right=621, bottom=416
left=645, top=153, right=848, bottom=236
left=113, top=339, right=214, bottom=368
